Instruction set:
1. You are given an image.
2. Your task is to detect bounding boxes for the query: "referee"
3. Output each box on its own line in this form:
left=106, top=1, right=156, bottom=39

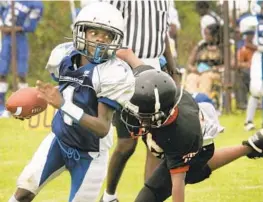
left=100, top=1, right=177, bottom=202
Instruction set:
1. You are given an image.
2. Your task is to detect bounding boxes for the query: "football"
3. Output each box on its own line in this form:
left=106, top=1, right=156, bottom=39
left=6, top=87, right=48, bottom=117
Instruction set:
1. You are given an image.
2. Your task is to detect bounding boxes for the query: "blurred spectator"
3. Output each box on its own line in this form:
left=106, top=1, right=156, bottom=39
left=217, top=0, right=250, bottom=26
left=0, top=1, right=43, bottom=117
left=186, top=24, right=223, bottom=108
left=195, top=0, right=223, bottom=39
left=235, top=29, right=255, bottom=110
left=168, top=2, right=181, bottom=62
left=240, top=2, right=263, bottom=131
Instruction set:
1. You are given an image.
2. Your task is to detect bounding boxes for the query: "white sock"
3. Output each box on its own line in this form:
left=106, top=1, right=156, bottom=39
left=246, top=96, right=258, bottom=123
left=102, top=190, right=117, bottom=201
left=8, top=195, right=20, bottom=202
left=0, top=82, right=8, bottom=93
left=18, top=82, right=28, bottom=89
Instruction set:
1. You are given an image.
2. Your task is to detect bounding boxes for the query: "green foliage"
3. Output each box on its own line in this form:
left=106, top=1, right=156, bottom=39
left=27, top=1, right=73, bottom=84
left=174, top=2, right=201, bottom=66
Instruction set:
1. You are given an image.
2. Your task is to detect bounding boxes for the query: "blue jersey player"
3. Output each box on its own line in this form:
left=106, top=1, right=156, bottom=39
left=8, top=3, right=135, bottom=202
left=0, top=1, right=43, bottom=117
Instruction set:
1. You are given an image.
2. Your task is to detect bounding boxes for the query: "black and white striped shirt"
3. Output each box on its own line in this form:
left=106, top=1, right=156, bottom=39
left=102, top=0, right=170, bottom=59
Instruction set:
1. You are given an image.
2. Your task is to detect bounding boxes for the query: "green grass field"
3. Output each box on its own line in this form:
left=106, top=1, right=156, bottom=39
left=0, top=110, right=263, bottom=202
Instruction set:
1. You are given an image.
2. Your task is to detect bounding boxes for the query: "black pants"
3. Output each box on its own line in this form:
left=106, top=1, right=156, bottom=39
left=135, top=144, right=215, bottom=202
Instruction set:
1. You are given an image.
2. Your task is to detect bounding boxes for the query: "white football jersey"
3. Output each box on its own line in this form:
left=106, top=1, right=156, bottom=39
left=45, top=42, right=135, bottom=151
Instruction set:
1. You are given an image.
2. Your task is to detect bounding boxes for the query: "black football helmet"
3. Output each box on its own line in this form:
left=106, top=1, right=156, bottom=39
left=121, top=68, right=180, bottom=137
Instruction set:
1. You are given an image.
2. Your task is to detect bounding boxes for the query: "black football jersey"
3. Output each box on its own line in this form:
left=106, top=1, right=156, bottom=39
left=143, top=90, right=203, bottom=170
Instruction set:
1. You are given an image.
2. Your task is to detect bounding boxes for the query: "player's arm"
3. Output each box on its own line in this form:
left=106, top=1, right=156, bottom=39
left=164, top=34, right=180, bottom=84
left=116, top=48, right=145, bottom=68
left=170, top=171, right=186, bottom=202
left=35, top=80, right=114, bottom=138
left=187, top=45, right=198, bottom=72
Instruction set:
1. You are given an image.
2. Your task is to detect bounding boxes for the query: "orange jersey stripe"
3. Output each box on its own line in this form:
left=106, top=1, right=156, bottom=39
left=170, top=165, right=190, bottom=174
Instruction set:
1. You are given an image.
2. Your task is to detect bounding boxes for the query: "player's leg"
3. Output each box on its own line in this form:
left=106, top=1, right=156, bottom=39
left=246, top=51, right=263, bottom=130
left=8, top=133, right=66, bottom=202
left=144, top=149, right=161, bottom=181
left=244, top=95, right=258, bottom=131
left=17, top=34, right=29, bottom=89
left=135, top=160, right=172, bottom=202
left=69, top=151, right=109, bottom=202
left=100, top=111, right=138, bottom=202
left=0, top=35, right=11, bottom=115
left=207, top=130, right=263, bottom=171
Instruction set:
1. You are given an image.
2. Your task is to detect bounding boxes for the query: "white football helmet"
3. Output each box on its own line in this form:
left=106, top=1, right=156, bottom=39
left=73, top=2, right=124, bottom=63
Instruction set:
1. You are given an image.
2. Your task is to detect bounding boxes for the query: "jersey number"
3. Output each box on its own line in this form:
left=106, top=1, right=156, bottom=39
left=146, top=133, right=164, bottom=159
left=62, top=86, right=75, bottom=126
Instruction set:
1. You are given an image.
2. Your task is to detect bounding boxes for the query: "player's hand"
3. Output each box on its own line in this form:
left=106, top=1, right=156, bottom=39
left=36, top=80, right=64, bottom=109
left=116, top=48, right=134, bottom=62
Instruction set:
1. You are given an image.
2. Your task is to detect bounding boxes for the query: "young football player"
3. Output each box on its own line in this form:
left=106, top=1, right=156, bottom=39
left=243, top=0, right=263, bottom=130
left=8, top=3, right=135, bottom=202
left=120, top=68, right=263, bottom=202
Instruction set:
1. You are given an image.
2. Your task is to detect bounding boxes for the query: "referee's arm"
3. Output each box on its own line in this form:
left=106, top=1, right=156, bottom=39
left=164, top=34, right=180, bottom=84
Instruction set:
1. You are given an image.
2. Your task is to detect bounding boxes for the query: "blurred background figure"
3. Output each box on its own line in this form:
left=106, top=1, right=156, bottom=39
left=217, top=0, right=250, bottom=27
left=195, top=0, right=223, bottom=40
left=242, top=0, right=263, bottom=131
left=235, top=12, right=256, bottom=111
left=186, top=23, right=223, bottom=110
left=168, top=2, right=181, bottom=64
left=0, top=0, right=43, bottom=118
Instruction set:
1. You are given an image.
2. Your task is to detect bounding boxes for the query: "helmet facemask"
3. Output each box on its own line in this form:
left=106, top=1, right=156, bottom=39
left=73, top=22, right=124, bottom=63
left=120, top=88, right=169, bottom=138
left=121, top=107, right=167, bottom=138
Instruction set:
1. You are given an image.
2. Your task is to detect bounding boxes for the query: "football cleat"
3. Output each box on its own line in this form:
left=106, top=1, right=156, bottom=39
left=99, top=198, right=119, bottom=202
left=99, top=194, right=119, bottom=202
left=244, top=121, right=255, bottom=131
left=243, top=129, right=263, bottom=158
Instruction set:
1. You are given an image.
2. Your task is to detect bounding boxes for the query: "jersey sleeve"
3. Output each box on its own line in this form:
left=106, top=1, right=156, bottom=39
left=23, top=3, right=44, bottom=32
left=45, top=42, right=75, bottom=82
left=93, top=58, right=135, bottom=110
left=165, top=132, right=201, bottom=174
